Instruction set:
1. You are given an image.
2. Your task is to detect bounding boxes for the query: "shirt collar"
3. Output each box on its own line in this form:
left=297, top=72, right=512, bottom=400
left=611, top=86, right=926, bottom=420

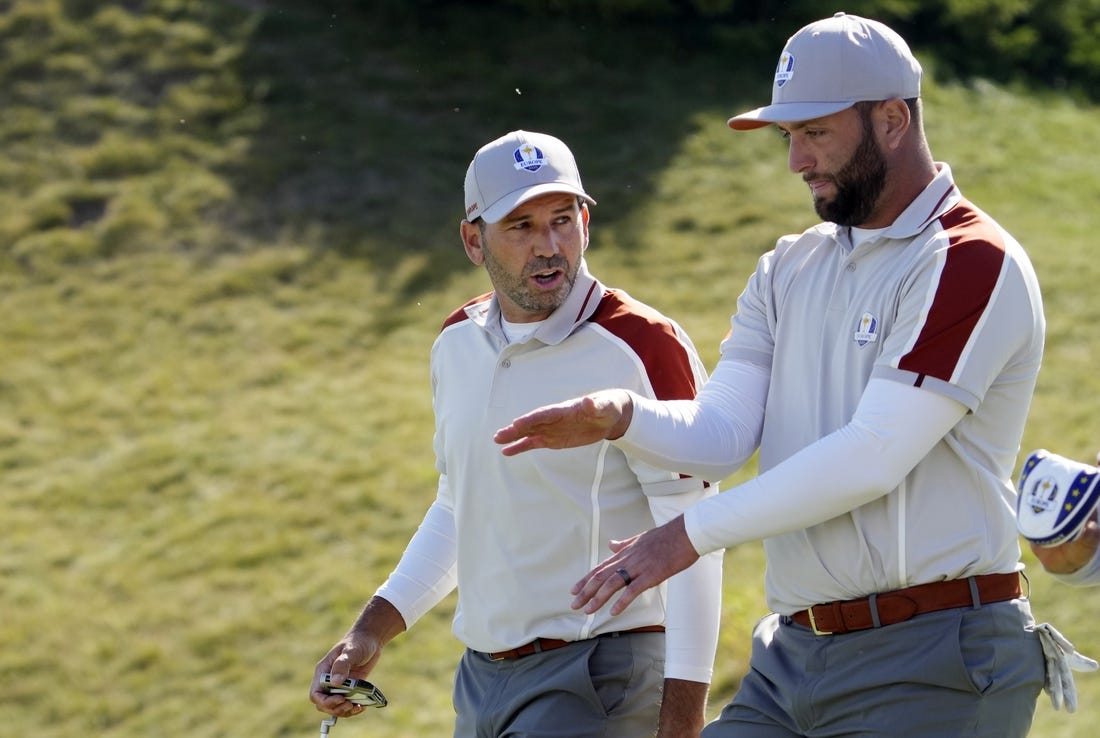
left=885, top=162, right=960, bottom=239
left=464, top=259, right=604, bottom=346
left=818, top=163, right=961, bottom=246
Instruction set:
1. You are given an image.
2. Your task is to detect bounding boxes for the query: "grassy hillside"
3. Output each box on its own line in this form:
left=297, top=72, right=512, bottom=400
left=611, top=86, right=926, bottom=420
left=2, top=2, right=1099, bottom=736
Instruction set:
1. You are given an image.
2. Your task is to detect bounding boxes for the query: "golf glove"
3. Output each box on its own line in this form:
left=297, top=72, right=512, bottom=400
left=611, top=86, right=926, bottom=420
left=1035, top=622, right=1098, bottom=712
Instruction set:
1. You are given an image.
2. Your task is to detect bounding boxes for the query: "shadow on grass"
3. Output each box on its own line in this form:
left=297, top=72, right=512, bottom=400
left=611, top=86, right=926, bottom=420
left=223, top=2, right=781, bottom=298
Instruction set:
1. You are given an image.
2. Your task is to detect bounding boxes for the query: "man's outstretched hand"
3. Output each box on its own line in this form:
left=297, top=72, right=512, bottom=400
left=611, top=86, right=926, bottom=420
left=571, top=516, right=700, bottom=616
left=494, top=389, right=634, bottom=456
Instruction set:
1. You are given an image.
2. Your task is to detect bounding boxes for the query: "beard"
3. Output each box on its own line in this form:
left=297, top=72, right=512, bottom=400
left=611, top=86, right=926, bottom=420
left=810, top=113, right=888, bottom=227
left=483, top=252, right=578, bottom=316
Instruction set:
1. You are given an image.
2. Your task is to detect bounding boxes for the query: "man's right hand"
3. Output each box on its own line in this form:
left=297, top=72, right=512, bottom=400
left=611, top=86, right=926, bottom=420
left=494, top=389, right=634, bottom=456
left=310, top=596, right=406, bottom=718
left=310, top=634, right=383, bottom=718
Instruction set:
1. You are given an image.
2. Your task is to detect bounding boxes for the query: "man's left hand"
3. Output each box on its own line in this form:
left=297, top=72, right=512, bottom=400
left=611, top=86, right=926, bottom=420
left=571, top=515, right=700, bottom=616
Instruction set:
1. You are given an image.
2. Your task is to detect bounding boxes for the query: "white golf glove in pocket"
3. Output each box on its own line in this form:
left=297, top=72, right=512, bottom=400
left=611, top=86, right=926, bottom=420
left=1034, top=622, right=1098, bottom=712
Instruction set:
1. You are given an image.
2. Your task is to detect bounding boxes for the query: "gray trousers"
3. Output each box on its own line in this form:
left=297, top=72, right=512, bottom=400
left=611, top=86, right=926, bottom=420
left=704, top=599, right=1045, bottom=737
left=453, top=631, right=664, bottom=738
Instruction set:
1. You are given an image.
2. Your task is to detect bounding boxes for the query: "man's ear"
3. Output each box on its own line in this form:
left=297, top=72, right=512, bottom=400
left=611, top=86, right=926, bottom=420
left=580, top=203, right=591, bottom=252
left=460, top=219, right=485, bottom=266
left=879, top=98, right=911, bottom=151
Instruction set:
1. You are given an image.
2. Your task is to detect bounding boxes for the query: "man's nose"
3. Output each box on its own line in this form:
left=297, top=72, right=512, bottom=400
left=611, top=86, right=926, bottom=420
left=788, top=140, right=813, bottom=175
left=531, top=225, right=561, bottom=256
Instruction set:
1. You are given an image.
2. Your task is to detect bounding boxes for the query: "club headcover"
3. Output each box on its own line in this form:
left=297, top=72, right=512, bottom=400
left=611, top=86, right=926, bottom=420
left=1017, top=449, right=1100, bottom=547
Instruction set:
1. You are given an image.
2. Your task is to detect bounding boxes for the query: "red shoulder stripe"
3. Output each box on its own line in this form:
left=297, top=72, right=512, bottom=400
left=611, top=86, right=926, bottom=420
left=897, top=202, right=1006, bottom=382
left=588, top=290, right=699, bottom=400
left=441, top=292, right=491, bottom=332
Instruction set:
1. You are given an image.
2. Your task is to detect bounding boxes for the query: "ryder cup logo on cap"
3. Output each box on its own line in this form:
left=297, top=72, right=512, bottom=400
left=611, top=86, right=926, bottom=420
left=775, top=52, right=795, bottom=88
left=464, top=130, right=596, bottom=224
left=513, top=143, right=548, bottom=172
left=728, top=12, right=922, bottom=130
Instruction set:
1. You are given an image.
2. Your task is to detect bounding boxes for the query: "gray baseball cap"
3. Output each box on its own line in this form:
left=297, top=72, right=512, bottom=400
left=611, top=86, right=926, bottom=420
left=463, top=130, right=596, bottom=223
left=728, top=12, right=922, bottom=131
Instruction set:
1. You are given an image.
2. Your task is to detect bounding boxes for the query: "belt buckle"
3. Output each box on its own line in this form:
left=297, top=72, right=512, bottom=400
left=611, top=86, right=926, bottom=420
left=807, top=607, right=833, bottom=636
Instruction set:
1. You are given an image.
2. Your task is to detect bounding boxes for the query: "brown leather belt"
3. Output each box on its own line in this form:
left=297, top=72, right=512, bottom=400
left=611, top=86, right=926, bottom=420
left=789, top=572, right=1022, bottom=636
left=486, top=625, right=665, bottom=661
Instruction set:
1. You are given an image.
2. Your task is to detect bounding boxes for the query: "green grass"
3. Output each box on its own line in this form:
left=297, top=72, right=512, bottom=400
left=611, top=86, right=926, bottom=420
left=2, top=2, right=1099, bottom=736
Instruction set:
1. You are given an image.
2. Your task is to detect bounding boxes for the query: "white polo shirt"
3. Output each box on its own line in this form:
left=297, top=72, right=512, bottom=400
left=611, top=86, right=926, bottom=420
left=623, top=164, right=1044, bottom=614
left=377, top=261, right=722, bottom=683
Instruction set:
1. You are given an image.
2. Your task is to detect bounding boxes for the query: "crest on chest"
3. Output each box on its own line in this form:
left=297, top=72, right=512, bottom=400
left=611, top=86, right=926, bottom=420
left=853, top=312, right=879, bottom=347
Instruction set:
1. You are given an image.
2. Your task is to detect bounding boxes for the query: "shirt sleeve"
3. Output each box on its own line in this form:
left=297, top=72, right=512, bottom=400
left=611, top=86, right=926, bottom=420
left=873, top=226, right=1043, bottom=409
left=644, top=483, right=723, bottom=683
left=683, top=377, right=968, bottom=554
left=373, top=475, right=459, bottom=628
left=614, top=358, right=769, bottom=483
left=614, top=318, right=725, bottom=683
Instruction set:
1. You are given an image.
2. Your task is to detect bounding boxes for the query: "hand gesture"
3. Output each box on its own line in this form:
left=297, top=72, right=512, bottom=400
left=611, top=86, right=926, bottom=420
left=571, top=516, right=700, bottom=616
left=495, top=390, right=633, bottom=456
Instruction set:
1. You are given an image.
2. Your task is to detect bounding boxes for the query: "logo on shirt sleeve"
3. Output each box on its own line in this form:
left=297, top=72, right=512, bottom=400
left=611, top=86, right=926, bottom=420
left=854, top=312, right=879, bottom=347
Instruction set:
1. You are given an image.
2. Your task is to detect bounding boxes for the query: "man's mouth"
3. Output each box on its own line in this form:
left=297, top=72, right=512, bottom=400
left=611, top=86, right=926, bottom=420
left=531, top=269, right=561, bottom=286
left=805, top=176, right=833, bottom=195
